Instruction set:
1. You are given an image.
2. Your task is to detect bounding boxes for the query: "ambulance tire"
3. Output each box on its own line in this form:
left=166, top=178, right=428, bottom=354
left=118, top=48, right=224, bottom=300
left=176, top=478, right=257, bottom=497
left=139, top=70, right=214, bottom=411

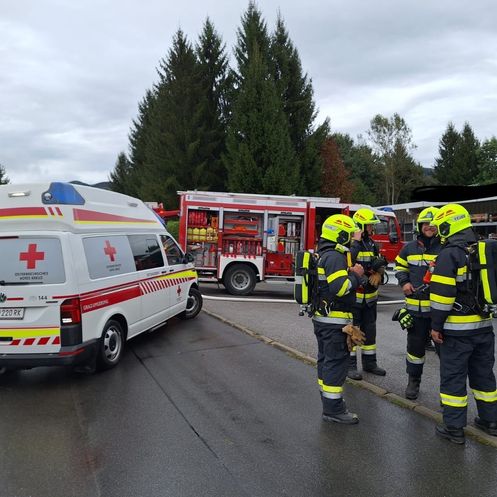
left=179, top=287, right=203, bottom=320
left=96, top=319, right=125, bottom=370
left=223, top=264, right=256, bottom=295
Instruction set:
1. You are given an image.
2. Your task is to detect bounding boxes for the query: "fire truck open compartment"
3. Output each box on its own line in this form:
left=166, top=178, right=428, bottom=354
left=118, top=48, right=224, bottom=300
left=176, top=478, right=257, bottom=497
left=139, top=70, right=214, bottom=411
left=176, top=191, right=403, bottom=295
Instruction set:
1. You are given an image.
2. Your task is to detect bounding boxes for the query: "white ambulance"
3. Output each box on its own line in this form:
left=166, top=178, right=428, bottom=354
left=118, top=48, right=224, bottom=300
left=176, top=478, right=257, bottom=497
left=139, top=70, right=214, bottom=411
left=0, top=182, right=202, bottom=372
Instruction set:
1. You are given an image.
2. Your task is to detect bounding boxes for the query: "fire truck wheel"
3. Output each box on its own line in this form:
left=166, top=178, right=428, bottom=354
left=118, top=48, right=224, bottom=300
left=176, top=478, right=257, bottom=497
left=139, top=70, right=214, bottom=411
left=224, top=264, right=256, bottom=295
left=97, top=319, right=125, bottom=370
left=179, top=287, right=203, bottom=320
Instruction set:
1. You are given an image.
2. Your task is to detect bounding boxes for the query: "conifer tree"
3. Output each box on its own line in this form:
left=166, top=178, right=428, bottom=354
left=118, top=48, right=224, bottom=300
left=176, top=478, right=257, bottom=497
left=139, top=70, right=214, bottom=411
left=109, top=152, right=133, bottom=194
left=477, top=137, right=497, bottom=184
left=0, top=163, right=9, bottom=185
left=433, top=122, right=460, bottom=185
left=139, top=29, right=207, bottom=207
left=270, top=14, right=328, bottom=195
left=225, top=4, right=298, bottom=194
left=454, top=122, right=480, bottom=184
left=195, top=18, right=230, bottom=191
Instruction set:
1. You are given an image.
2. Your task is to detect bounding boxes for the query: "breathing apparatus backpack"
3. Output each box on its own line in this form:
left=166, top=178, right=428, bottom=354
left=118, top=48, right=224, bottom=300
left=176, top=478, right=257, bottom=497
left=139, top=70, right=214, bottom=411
left=468, top=239, right=497, bottom=315
left=294, top=251, right=320, bottom=317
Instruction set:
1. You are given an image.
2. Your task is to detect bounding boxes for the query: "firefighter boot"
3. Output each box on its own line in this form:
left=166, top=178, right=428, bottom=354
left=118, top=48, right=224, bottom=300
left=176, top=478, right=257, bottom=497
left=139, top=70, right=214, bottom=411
left=435, top=424, right=465, bottom=444
left=323, top=411, right=359, bottom=425
left=405, top=375, right=421, bottom=400
left=474, top=417, right=497, bottom=436
left=347, top=355, right=362, bottom=380
left=363, top=362, right=386, bottom=376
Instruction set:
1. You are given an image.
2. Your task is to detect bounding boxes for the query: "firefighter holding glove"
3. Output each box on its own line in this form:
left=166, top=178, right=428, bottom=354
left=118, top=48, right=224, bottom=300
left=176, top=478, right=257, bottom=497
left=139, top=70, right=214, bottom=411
left=429, top=204, right=497, bottom=444
left=348, top=208, right=386, bottom=379
left=394, top=207, right=441, bottom=400
left=312, top=214, right=366, bottom=425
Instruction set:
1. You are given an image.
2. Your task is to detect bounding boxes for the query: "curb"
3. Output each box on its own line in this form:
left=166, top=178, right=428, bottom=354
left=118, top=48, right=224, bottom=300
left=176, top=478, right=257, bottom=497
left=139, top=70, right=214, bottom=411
left=201, top=308, right=497, bottom=449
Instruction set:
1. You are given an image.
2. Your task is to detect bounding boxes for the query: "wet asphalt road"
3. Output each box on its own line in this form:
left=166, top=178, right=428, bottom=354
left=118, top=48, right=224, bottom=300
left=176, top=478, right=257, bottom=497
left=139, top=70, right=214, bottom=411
left=202, top=278, right=497, bottom=424
left=1, top=308, right=497, bottom=497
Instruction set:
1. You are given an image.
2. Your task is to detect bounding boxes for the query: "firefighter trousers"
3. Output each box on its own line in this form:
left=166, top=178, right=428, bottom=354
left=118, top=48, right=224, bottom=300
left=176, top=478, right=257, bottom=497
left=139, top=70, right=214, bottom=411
left=440, top=332, right=497, bottom=429
left=313, top=320, right=349, bottom=415
left=406, top=315, right=432, bottom=378
left=350, top=302, right=377, bottom=369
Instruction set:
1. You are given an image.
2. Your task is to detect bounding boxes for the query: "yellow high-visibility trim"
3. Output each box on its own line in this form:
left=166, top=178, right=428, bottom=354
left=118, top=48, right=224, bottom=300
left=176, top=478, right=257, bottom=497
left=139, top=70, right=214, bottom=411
left=407, top=254, right=423, bottom=261
left=329, top=311, right=353, bottom=319
left=431, top=274, right=456, bottom=286
left=446, top=314, right=491, bottom=323
left=395, top=255, right=408, bottom=266
left=318, top=267, right=325, bottom=274
left=472, top=389, right=497, bottom=402
left=356, top=290, right=378, bottom=299
left=479, top=242, right=492, bottom=303
left=361, top=344, right=376, bottom=351
left=322, top=385, right=343, bottom=393
left=395, top=266, right=409, bottom=272
left=423, top=254, right=437, bottom=261
left=327, top=270, right=348, bottom=284
left=346, top=252, right=352, bottom=267
left=336, top=279, right=351, bottom=297
left=440, top=393, right=467, bottom=407
left=457, top=266, right=467, bottom=276
left=430, top=293, right=456, bottom=305
left=0, top=328, right=60, bottom=338
left=406, top=297, right=430, bottom=307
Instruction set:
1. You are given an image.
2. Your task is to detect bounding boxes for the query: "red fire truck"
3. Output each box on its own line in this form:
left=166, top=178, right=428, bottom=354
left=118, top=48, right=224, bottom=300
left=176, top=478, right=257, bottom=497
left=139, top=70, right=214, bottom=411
left=176, top=191, right=402, bottom=295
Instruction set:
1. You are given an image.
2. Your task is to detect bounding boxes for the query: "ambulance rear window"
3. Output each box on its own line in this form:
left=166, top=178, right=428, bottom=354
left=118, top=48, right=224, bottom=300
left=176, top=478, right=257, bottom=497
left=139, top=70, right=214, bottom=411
left=0, top=237, right=65, bottom=284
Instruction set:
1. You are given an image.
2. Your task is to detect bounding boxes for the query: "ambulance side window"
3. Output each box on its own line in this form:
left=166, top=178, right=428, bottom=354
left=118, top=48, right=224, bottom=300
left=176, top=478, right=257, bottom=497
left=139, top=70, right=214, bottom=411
left=160, top=235, right=183, bottom=266
left=128, top=235, right=164, bottom=271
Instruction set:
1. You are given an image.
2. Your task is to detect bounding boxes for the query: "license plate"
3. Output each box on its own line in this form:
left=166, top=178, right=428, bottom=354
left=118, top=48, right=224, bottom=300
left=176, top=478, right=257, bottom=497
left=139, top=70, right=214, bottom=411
left=0, top=308, right=25, bottom=320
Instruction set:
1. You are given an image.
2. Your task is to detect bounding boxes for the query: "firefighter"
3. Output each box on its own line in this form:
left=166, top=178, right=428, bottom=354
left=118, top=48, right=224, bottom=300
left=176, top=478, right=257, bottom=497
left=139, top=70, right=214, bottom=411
left=348, top=208, right=387, bottom=379
left=313, top=214, right=366, bottom=424
left=430, top=203, right=497, bottom=444
left=394, top=207, right=441, bottom=399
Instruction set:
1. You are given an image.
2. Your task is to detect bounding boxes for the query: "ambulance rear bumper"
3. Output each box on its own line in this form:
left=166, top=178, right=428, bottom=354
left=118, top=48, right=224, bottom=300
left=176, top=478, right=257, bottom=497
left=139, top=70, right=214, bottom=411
left=0, top=339, right=98, bottom=369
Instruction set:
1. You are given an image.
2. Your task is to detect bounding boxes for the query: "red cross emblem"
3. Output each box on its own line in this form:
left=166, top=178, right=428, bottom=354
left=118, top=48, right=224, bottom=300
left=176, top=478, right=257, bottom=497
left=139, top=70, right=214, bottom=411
left=177, top=285, right=182, bottom=297
left=104, top=240, right=117, bottom=262
left=19, top=244, right=45, bottom=269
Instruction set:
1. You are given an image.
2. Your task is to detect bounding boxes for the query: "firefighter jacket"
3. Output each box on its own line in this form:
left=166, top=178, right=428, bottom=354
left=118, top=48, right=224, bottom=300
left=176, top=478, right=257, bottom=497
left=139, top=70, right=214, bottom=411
left=350, top=235, right=381, bottom=305
left=430, top=229, right=493, bottom=336
left=394, top=234, right=441, bottom=316
left=313, top=239, right=364, bottom=325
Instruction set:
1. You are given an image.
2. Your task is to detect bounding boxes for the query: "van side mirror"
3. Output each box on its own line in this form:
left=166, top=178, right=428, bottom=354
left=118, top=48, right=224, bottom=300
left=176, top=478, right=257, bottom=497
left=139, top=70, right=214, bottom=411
left=184, top=252, right=194, bottom=264
left=389, top=233, right=398, bottom=244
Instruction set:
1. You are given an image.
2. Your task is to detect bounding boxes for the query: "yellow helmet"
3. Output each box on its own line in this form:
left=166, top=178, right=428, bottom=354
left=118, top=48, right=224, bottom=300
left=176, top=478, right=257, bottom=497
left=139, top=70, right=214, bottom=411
left=430, top=203, right=472, bottom=238
left=321, top=214, right=359, bottom=245
left=353, top=208, right=380, bottom=230
left=417, top=206, right=439, bottom=225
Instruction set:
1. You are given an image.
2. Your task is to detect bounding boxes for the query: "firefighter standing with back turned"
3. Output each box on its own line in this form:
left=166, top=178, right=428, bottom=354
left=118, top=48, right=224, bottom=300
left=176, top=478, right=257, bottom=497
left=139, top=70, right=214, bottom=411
left=429, top=204, right=497, bottom=444
left=312, top=214, right=366, bottom=424
left=348, top=208, right=387, bottom=379
left=394, top=207, right=441, bottom=400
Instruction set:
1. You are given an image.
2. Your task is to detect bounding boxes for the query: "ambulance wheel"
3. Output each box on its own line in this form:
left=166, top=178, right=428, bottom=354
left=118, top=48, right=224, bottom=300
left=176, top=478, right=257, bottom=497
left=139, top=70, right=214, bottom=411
left=224, top=264, right=256, bottom=295
left=179, top=287, right=203, bottom=320
left=97, top=319, right=125, bottom=370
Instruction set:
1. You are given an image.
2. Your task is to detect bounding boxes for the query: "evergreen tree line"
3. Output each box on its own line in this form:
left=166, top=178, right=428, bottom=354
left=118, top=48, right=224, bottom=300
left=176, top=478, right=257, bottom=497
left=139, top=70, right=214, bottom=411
left=110, top=3, right=497, bottom=207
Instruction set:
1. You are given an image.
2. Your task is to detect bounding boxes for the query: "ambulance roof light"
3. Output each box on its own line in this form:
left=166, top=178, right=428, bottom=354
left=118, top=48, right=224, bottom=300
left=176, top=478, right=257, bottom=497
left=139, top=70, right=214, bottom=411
left=42, top=182, right=85, bottom=205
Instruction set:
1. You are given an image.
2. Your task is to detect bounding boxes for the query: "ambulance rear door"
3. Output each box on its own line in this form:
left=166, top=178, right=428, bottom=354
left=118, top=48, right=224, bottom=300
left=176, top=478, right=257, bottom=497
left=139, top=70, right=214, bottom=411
left=0, top=233, right=74, bottom=355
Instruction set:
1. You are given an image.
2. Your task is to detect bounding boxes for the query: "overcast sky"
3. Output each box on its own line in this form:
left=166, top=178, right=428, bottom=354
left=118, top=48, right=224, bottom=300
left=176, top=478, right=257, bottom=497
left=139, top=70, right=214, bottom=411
left=1, top=0, right=496, bottom=186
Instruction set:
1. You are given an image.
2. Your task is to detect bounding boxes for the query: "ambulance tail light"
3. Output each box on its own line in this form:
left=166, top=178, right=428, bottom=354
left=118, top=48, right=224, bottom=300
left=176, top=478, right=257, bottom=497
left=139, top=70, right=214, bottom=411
left=60, top=298, right=82, bottom=325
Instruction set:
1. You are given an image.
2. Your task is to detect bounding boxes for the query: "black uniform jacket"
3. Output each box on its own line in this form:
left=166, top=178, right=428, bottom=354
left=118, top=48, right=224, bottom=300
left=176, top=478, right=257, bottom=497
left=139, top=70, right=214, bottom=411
left=395, top=235, right=442, bottom=316
left=350, top=234, right=380, bottom=304
left=430, top=229, right=493, bottom=336
left=313, top=239, right=363, bottom=324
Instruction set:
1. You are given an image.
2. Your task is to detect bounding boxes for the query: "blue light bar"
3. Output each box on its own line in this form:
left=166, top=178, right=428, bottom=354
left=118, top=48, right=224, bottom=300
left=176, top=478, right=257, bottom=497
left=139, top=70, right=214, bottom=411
left=41, top=182, right=85, bottom=205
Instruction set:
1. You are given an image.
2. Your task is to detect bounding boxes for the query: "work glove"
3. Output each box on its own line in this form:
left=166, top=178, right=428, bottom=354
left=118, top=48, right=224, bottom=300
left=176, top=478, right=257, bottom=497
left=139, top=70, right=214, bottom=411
left=368, top=268, right=384, bottom=287
left=371, top=256, right=388, bottom=272
left=342, top=324, right=366, bottom=351
left=392, top=308, right=414, bottom=330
